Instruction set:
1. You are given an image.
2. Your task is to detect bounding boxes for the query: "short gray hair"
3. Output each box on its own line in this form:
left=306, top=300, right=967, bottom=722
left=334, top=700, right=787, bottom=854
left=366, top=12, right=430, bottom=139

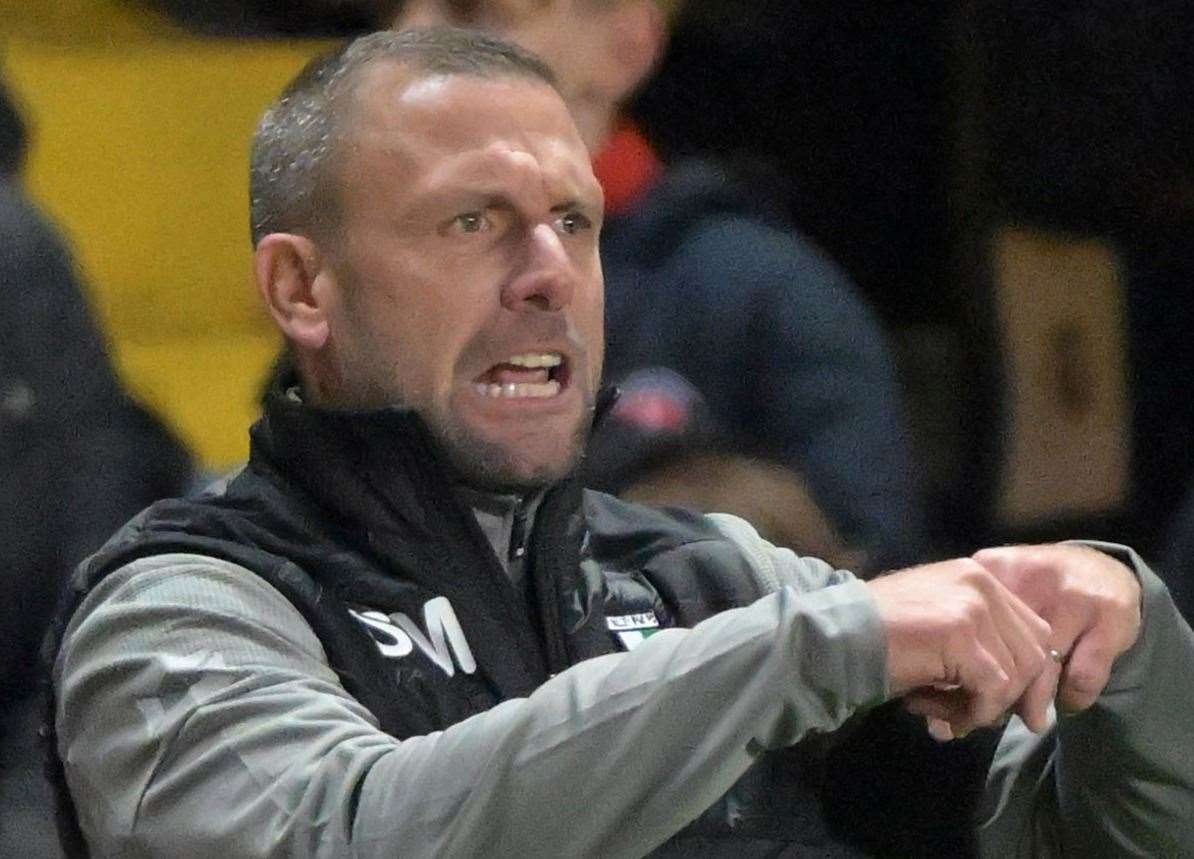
left=249, top=27, right=558, bottom=245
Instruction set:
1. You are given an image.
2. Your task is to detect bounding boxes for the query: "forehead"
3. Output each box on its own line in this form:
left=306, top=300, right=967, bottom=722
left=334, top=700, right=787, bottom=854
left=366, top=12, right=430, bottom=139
left=339, top=64, right=596, bottom=194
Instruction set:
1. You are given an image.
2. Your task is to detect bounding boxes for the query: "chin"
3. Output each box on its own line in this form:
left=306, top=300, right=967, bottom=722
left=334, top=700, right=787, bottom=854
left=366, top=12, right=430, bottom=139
left=438, top=428, right=588, bottom=494
left=428, top=391, right=594, bottom=492
left=455, top=450, right=580, bottom=494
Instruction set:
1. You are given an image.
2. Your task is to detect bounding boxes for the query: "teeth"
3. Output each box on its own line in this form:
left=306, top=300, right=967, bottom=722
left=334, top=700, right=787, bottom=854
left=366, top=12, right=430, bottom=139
left=475, top=380, right=562, bottom=399
left=506, top=353, right=562, bottom=368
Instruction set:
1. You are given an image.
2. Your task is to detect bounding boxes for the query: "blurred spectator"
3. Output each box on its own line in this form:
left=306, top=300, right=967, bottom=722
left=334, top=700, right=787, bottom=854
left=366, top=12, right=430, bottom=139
left=587, top=367, right=865, bottom=571
left=0, top=78, right=27, bottom=177
left=1160, top=485, right=1194, bottom=625
left=389, top=0, right=928, bottom=572
left=0, top=75, right=192, bottom=856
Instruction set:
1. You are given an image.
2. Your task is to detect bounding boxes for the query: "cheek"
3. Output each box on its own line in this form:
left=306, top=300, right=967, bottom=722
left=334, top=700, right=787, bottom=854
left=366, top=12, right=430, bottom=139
left=579, top=267, right=605, bottom=331
left=369, top=278, right=476, bottom=367
left=579, top=283, right=605, bottom=381
left=398, top=322, right=464, bottom=390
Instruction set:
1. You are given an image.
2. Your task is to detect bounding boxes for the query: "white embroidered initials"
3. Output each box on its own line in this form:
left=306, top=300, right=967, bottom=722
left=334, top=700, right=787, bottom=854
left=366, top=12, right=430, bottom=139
left=349, top=597, right=477, bottom=677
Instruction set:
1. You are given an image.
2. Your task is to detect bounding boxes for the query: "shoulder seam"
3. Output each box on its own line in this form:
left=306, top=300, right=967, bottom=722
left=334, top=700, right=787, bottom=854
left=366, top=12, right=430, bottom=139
left=704, top=513, right=782, bottom=595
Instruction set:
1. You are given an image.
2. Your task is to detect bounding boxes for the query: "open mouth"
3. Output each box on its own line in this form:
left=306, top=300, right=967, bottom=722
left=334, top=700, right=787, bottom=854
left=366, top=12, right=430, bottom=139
left=472, top=352, right=569, bottom=399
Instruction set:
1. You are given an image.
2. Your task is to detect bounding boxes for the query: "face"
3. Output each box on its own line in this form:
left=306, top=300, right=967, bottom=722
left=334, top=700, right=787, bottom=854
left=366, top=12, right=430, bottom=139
left=316, top=67, right=605, bottom=492
left=397, top=0, right=630, bottom=150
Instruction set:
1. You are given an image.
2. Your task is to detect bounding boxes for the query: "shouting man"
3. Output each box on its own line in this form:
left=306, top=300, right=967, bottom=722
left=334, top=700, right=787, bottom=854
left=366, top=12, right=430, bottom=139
left=49, top=28, right=1192, bottom=858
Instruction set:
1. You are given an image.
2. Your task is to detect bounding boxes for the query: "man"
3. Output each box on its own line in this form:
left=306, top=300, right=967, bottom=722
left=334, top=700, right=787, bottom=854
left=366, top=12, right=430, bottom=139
left=390, top=0, right=926, bottom=572
left=50, top=29, right=1192, bottom=857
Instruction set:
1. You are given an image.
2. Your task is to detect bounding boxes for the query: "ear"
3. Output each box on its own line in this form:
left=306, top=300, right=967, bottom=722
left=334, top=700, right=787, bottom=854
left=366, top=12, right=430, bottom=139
left=606, top=0, right=667, bottom=101
left=254, top=233, right=334, bottom=351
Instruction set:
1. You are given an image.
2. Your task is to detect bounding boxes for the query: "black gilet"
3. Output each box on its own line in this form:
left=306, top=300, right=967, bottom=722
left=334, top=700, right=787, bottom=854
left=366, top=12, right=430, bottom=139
left=44, top=388, right=993, bottom=857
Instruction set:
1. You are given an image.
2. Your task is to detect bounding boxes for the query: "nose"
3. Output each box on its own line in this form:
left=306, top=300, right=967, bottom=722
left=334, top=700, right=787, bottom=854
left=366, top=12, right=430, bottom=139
left=501, top=223, right=576, bottom=313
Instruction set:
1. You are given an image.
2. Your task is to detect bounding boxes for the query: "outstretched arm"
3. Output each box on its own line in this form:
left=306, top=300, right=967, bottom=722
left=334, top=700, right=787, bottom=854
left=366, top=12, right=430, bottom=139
left=55, top=551, right=888, bottom=858
left=57, top=519, right=1058, bottom=859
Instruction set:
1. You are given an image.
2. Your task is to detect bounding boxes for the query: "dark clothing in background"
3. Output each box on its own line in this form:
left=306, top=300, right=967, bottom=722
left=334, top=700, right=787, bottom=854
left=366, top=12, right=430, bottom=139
left=0, top=179, right=191, bottom=856
left=594, top=160, right=926, bottom=573
left=1132, top=221, right=1194, bottom=621
left=0, top=180, right=190, bottom=701
left=1123, top=224, right=1194, bottom=557
left=1160, top=484, right=1194, bottom=625
left=0, top=84, right=27, bottom=179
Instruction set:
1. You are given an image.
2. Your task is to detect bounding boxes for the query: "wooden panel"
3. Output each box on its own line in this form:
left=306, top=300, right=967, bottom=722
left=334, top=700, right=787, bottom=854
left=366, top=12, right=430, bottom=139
left=992, top=227, right=1130, bottom=525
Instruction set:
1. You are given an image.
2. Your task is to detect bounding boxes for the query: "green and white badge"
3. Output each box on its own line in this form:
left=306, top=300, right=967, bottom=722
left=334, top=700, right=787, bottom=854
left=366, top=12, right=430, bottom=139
left=606, top=611, right=661, bottom=651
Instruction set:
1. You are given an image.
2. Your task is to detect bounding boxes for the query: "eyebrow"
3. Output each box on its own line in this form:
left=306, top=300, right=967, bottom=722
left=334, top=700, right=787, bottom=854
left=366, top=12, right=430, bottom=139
left=550, top=198, right=600, bottom=214
left=414, top=184, right=601, bottom=216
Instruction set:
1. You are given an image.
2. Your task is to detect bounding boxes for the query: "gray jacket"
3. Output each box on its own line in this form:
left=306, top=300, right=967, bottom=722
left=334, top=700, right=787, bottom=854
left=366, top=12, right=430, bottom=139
left=54, top=523, right=1194, bottom=857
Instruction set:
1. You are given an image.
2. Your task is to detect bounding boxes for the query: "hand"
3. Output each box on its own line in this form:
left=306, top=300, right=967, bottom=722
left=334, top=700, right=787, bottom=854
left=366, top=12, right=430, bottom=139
left=972, top=543, right=1142, bottom=714
left=866, top=558, right=1053, bottom=737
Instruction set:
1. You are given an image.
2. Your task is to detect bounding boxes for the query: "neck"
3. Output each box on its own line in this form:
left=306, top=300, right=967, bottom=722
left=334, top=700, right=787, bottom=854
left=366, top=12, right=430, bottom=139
left=455, top=483, right=545, bottom=585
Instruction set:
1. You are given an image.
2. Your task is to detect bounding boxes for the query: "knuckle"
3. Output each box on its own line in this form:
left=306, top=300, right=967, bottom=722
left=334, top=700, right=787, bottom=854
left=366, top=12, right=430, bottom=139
left=1094, top=595, right=1121, bottom=623
left=1110, top=589, right=1141, bottom=621
left=1064, top=663, right=1110, bottom=698
left=1083, top=641, right=1112, bottom=669
left=955, top=596, right=985, bottom=630
left=976, top=693, right=1009, bottom=726
left=1025, top=644, right=1047, bottom=674
left=1029, top=614, right=1052, bottom=642
left=971, top=548, right=998, bottom=568
left=1057, top=580, right=1086, bottom=610
left=957, top=558, right=992, bottom=582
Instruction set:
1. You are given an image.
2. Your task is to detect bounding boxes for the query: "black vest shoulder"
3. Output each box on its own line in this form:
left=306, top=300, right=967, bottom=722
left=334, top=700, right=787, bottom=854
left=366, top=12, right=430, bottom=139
left=43, top=393, right=774, bottom=853
left=46, top=391, right=989, bottom=857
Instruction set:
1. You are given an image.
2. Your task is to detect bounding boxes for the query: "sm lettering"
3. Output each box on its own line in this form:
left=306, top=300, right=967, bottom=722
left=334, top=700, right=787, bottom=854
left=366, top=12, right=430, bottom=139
left=349, top=597, right=477, bottom=677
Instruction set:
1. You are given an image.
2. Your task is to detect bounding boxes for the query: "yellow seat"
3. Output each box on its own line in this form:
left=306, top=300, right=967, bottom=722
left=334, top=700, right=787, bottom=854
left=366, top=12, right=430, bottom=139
left=2, top=2, right=329, bottom=468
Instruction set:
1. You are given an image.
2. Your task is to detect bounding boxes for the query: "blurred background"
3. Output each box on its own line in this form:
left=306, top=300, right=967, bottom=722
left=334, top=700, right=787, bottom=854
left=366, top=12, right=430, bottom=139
left=4, top=0, right=1192, bottom=556
left=2, top=0, right=1193, bottom=853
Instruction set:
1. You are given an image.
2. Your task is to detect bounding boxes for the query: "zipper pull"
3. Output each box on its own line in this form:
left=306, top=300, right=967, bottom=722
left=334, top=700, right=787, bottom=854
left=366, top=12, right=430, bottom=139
left=509, top=501, right=529, bottom=562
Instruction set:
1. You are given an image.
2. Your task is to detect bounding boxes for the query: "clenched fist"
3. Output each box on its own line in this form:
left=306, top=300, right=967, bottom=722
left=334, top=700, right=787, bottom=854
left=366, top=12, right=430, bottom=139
left=972, top=543, right=1142, bottom=714
left=866, top=558, right=1053, bottom=737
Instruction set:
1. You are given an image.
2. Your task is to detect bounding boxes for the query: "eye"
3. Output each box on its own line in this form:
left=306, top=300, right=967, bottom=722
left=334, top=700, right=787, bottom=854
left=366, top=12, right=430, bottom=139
left=449, top=212, right=490, bottom=234
left=557, top=210, right=593, bottom=236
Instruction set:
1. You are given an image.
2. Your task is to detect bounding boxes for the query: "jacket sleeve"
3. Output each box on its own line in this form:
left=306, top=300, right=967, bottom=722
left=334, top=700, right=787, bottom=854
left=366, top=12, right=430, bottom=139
left=55, top=550, right=888, bottom=858
left=716, top=520, right=1194, bottom=854
left=977, top=543, right=1194, bottom=856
